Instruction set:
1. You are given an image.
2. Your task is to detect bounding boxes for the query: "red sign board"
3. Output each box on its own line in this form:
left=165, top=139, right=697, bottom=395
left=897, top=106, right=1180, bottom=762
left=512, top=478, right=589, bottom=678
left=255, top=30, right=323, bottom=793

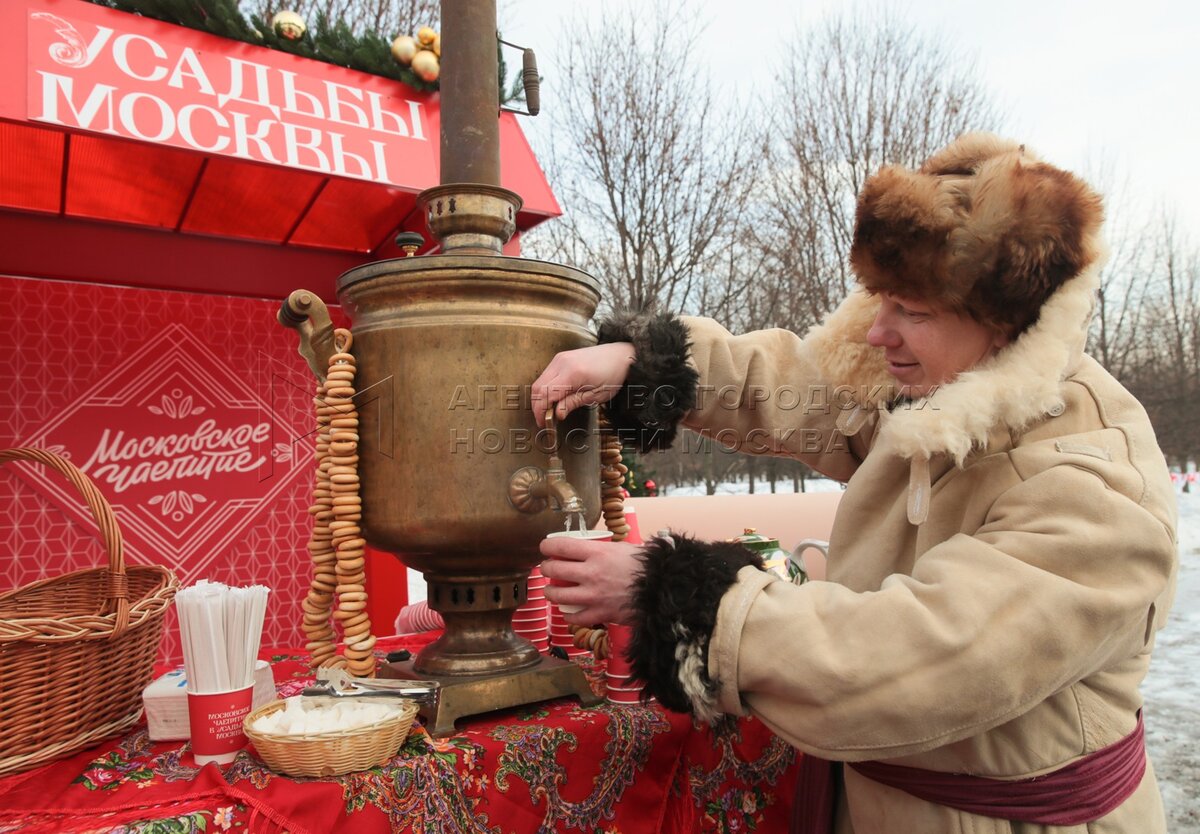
left=21, top=324, right=308, bottom=576
left=0, top=275, right=330, bottom=659
left=21, top=1, right=438, bottom=189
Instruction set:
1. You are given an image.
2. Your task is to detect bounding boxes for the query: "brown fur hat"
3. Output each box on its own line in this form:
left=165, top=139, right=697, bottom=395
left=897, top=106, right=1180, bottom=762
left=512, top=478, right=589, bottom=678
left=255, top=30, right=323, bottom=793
left=849, top=132, right=1105, bottom=335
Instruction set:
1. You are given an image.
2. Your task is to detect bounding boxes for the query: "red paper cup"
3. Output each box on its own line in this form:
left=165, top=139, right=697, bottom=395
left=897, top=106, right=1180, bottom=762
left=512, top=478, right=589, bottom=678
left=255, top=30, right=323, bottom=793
left=187, top=684, right=253, bottom=766
left=605, top=624, right=634, bottom=675
left=526, top=567, right=549, bottom=591
left=607, top=684, right=644, bottom=694
left=545, top=529, right=613, bottom=614
left=607, top=690, right=644, bottom=704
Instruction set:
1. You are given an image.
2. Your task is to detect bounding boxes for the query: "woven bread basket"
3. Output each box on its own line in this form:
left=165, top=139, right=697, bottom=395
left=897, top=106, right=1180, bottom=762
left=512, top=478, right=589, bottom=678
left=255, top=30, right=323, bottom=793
left=244, top=698, right=420, bottom=777
left=0, top=447, right=179, bottom=776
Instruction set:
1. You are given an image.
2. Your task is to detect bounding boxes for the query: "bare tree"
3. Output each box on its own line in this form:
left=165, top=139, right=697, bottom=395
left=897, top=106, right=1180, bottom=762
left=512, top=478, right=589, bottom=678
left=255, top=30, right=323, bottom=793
left=1125, top=212, right=1200, bottom=465
left=521, top=1, right=763, bottom=317
left=1081, top=154, right=1159, bottom=381
left=241, top=0, right=439, bottom=36
left=753, top=9, right=1003, bottom=335
left=726, top=10, right=1001, bottom=492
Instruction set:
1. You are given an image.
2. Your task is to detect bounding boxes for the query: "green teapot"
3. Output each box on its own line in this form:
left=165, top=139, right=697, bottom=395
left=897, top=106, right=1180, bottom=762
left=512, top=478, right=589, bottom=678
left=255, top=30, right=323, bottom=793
left=730, top=528, right=809, bottom=585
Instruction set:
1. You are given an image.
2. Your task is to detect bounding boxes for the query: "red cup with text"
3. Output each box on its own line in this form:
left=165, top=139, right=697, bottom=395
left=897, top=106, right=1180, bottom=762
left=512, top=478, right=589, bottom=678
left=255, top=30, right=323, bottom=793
left=187, top=684, right=254, bottom=766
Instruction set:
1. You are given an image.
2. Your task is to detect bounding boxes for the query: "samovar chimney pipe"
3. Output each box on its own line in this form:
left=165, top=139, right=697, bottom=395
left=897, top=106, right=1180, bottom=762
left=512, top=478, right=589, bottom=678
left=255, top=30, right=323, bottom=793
left=439, top=0, right=500, bottom=186
left=418, top=0, right=520, bottom=255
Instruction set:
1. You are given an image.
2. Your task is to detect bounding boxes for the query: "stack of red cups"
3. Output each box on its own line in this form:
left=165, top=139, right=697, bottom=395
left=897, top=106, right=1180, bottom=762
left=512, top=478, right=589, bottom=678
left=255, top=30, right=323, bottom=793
left=606, top=505, right=648, bottom=704
left=513, top=566, right=549, bottom=652
left=604, top=623, right=642, bottom=703
left=549, top=604, right=588, bottom=657
left=393, top=600, right=444, bottom=634
left=546, top=529, right=613, bottom=657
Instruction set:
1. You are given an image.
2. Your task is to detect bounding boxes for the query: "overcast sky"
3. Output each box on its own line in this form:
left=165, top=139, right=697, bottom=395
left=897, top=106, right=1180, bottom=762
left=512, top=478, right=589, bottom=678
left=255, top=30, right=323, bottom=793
left=499, top=0, right=1199, bottom=238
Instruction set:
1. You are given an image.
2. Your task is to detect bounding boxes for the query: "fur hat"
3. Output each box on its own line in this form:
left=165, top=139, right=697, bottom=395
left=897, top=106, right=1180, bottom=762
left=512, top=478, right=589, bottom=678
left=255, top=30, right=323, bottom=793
left=849, top=132, right=1105, bottom=335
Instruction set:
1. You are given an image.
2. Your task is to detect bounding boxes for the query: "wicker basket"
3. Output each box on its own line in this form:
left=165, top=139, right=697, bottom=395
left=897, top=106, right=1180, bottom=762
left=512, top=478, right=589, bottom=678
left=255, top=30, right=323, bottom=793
left=244, top=698, right=420, bottom=777
left=0, top=447, right=179, bottom=776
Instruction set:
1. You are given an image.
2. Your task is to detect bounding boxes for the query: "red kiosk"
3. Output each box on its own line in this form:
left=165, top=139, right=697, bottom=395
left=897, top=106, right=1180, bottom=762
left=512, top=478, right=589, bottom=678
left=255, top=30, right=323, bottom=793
left=0, top=5, right=804, bottom=832
left=0, top=0, right=561, bottom=656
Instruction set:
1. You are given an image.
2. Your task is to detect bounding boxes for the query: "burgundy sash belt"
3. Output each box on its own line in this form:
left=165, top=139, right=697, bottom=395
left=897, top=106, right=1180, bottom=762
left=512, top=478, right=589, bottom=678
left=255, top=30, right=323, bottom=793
left=792, top=713, right=1146, bottom=833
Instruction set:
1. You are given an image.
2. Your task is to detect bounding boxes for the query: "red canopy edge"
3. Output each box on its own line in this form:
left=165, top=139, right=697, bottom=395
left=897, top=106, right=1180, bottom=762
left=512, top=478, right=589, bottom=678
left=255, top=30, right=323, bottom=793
left=0, top=0, right=561, bottom=299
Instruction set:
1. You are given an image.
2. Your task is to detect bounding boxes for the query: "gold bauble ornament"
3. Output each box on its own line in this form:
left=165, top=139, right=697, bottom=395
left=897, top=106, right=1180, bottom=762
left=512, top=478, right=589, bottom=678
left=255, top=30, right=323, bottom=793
left=411, top=49, right=440, bottom=82
left=271, top=10, right=306, bottom=41
left=417, top=26, right=437, bottom=45
left=390, top=35, right=419, bottom=65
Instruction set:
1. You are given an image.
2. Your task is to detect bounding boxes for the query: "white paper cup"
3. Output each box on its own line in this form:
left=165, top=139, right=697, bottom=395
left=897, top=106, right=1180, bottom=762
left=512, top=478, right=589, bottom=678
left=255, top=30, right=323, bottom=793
left=545, top=529, right=615, bottom=542
left=545, top=529, right=613, bottom=613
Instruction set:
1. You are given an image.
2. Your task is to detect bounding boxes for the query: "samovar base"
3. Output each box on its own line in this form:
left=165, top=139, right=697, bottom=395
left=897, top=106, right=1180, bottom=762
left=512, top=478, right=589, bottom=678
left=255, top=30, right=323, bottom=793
left=380, top=655, right=603, bottom=736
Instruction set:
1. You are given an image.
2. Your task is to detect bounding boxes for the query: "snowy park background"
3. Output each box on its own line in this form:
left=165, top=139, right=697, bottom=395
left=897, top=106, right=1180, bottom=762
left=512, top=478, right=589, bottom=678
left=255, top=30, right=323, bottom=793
left=406, top=479, right=1199, bottom=830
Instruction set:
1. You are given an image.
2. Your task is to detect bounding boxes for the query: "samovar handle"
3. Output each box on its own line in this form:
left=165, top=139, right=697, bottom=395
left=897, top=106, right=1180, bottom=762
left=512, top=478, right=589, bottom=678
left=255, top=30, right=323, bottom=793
left=278, top=289, right=337, bottom=382
left=543, top=408, right=562, bottom=467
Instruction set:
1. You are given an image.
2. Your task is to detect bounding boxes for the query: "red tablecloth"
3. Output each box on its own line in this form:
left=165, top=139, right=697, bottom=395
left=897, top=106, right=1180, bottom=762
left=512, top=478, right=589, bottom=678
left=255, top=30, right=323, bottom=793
left=0, top=635, right=800, bottom=834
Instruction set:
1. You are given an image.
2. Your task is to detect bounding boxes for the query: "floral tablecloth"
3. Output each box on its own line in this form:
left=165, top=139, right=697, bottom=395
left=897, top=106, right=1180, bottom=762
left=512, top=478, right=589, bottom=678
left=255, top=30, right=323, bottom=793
left=0, top=635, right=799, bottom=834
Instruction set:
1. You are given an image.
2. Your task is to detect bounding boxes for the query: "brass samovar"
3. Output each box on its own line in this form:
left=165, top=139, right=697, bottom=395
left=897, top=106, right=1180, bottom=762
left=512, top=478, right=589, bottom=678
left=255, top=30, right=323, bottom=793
left=280, top=0, right=603, bottom=734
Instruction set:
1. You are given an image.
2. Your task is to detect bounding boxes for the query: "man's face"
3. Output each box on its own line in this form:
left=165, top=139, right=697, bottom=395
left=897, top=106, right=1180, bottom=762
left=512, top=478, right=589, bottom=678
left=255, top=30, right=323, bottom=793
left=866, top=293, right=1009, bottom=398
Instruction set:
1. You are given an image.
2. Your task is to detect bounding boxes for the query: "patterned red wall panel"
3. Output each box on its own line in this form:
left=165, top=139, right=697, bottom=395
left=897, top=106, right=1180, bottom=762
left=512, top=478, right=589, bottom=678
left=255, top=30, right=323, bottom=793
left=0, top=274, right=345, bottom=662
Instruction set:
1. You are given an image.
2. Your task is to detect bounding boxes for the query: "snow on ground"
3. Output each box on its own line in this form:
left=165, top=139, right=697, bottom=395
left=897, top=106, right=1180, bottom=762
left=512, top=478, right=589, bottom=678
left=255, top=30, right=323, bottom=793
left=402, top=480, right=1198, bottom=828
left=666, top=477, right=846, bottom=496
left=1145, top=490, right=1200, bottom=832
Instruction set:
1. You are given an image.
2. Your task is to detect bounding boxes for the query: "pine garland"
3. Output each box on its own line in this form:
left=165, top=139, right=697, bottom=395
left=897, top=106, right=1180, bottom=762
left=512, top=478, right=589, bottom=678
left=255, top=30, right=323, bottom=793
left=86, top=0, right=441, bottom=94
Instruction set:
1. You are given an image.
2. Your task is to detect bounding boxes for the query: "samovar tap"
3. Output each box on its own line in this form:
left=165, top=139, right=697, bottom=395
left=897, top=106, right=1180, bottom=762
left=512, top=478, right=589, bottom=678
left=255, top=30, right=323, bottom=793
left=508, top=409, right=586, bottom=517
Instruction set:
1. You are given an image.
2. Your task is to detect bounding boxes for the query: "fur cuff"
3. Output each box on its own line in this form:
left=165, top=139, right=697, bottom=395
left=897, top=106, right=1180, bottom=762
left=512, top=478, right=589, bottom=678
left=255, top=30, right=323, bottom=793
left=626, top=535, right=766, bottom=722
left=598, top=311, right=699, bottom=452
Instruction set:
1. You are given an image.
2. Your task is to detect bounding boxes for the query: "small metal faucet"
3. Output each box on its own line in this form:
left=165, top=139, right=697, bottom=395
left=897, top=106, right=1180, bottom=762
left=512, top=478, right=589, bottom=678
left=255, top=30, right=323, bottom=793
left=507, top=409, right=585, bottom=515
left=536, top=453, right=584, bottom=514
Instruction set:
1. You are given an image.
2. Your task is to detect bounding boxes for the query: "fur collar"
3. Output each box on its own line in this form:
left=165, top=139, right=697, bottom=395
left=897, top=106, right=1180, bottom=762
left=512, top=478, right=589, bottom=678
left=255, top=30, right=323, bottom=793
left=804, top=244, right=1107, bottom=467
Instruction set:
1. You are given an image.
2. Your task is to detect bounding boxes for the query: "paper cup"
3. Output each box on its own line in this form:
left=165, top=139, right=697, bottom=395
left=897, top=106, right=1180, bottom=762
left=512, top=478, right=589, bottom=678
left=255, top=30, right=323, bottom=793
left=187, top=684, right=254, bottom=766
left=544, top=529, right=613, bottom=613
left=605, top=624, right=634, bottom=675
left=607, top=683, right=644, bottom=693
left=545, top=529, right=615, bottom=542
left=514, top=628, right=548, bottom=640
left=607, top=690, right=644, bottom=704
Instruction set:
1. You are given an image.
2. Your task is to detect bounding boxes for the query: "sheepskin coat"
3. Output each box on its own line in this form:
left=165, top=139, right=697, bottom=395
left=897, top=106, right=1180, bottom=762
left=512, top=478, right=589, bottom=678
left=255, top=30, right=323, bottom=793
left=660, top=260, right=1177, bottom=832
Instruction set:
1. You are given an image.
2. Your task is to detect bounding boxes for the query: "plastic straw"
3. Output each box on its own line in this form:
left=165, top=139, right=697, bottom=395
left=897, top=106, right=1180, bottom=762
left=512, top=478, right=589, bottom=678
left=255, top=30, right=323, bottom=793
left=176, top=580, right=270, bottom=693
